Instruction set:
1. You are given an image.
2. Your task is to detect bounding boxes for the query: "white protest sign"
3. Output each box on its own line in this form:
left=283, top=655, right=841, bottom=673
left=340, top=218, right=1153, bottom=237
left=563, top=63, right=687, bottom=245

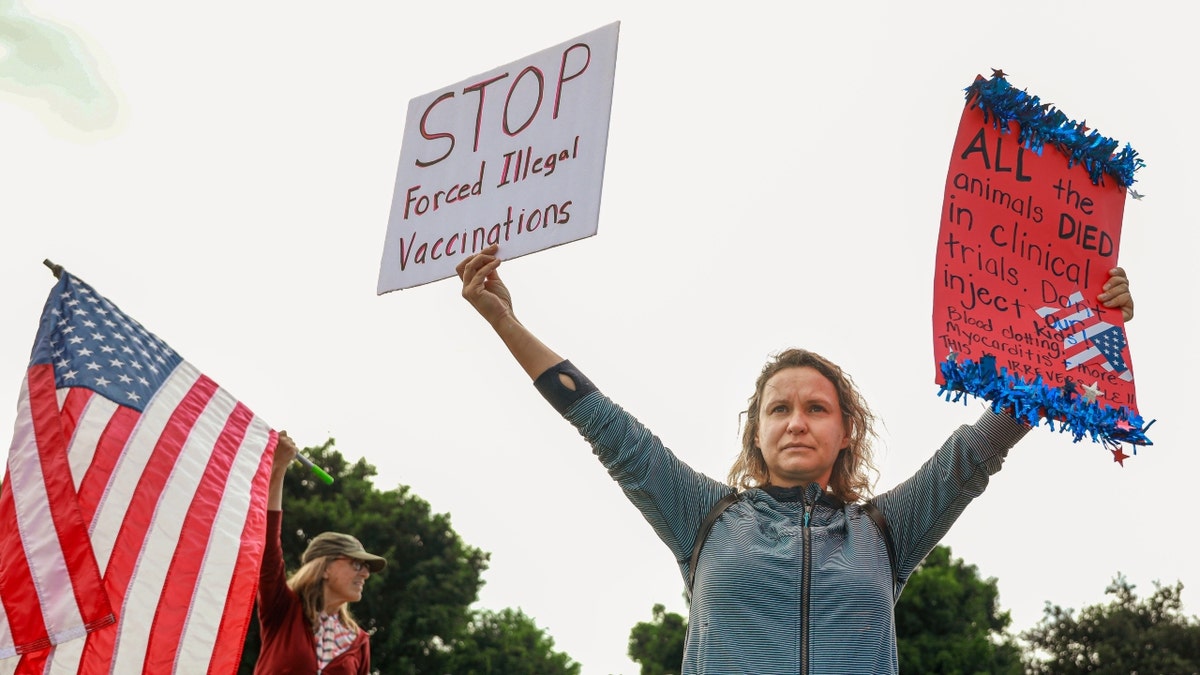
left=377, top=22, right=620, bottom=293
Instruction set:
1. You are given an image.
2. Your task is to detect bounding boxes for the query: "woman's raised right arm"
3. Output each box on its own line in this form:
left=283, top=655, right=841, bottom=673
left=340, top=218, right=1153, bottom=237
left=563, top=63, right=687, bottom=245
left=267, top=431, right=298, bottom=511
left=456, top=245, right=566, bottom=383
left=456, top=246, right=738, bottom=566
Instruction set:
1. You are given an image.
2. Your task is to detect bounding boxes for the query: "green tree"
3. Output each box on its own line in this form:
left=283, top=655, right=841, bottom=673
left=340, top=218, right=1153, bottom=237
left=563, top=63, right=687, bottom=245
left=240, top=439, right=489, bottom=674
left=895, top=545, right=1022, bottom=674
left=628, top=603, right=687, bottom=675
left=1023, top=573, right=1200, bottom=674
left=440, top=607, right=582, bottom=675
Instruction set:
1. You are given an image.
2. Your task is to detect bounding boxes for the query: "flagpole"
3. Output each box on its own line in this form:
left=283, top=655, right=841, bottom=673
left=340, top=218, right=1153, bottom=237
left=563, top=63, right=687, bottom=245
left=43, top=258, right=334, bottom=484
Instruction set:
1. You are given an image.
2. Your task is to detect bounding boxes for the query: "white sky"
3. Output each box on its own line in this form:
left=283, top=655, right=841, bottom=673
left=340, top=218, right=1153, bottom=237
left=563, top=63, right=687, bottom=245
left=2, top=2, right=1195, bottom=674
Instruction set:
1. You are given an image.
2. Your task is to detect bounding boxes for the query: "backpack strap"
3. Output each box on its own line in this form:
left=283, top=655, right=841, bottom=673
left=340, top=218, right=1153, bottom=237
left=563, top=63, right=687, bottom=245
left=686, top=491, right=740, bottom=598
left=862, top=499, right=899, bottom=594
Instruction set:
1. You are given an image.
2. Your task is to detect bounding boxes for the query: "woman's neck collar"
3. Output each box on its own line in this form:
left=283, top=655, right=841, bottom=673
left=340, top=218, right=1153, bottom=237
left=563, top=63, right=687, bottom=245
left=762, top=482, right=844, bottom=507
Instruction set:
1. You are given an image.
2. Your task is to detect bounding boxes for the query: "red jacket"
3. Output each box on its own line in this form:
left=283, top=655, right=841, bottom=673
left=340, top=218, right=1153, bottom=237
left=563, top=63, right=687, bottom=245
left=254, top=510, right=370, bottom=674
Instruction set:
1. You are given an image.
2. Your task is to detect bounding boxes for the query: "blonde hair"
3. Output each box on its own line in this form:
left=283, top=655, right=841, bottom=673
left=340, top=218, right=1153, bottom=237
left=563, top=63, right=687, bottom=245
left=728, top=348, right=879, bottom=502
left=286, top=556, right=361, bottom=634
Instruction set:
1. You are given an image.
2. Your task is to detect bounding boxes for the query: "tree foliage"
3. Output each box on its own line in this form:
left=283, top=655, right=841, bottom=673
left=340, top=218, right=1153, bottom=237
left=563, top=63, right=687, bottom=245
left=239, top=440, right=574, bottom=674
left=1023, top=573, right=1200, bottom=674
left=440, top=608, right=582, bottom=675
left=622, top=546, right=1200, bottom=675
left=628, top=603, right=687, bottom=675
left=894, top=545, right=1022, bottom=674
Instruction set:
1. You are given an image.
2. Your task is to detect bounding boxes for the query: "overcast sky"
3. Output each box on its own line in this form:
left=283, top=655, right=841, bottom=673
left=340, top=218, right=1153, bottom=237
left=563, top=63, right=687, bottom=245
left=3, top=2, right=1195, bottom=673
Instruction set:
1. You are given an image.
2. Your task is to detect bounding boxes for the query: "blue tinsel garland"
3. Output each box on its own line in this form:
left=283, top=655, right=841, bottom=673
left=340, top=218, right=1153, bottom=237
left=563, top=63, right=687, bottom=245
left=965, top=75, right=1145, bottom=188
left=938, top=355, right=1154, bottom=451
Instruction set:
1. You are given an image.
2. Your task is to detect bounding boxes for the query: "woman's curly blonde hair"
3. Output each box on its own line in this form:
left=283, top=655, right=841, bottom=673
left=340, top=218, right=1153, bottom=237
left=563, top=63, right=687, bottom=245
left=728, top=348, right=879, bottom=502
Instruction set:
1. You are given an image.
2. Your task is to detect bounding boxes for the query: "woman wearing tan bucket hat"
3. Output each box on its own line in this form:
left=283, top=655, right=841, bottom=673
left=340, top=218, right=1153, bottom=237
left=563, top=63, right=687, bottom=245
left=254, top=432, right=387, bottom=674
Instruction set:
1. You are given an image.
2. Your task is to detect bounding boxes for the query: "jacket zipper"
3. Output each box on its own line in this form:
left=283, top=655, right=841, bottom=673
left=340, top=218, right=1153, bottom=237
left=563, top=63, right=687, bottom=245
left=800, top=497, right=813, bottom=675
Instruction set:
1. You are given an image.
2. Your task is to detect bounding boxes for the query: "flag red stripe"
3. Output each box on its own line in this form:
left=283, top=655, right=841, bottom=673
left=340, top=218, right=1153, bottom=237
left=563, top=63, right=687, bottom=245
left=142, top=402, right=253, bottom=672
left=15, top=644, right=49, bottom=674
left=59, top=388, right=92, bottom=448
left=26, top=366, right=112, bottom=636
left=0, top=473, right=48, bottom=653
left=77, top=406, right=138, bottom=526
left=206, top=429, right=276, bottom=675
left=81, top=375, right=219, bottom=671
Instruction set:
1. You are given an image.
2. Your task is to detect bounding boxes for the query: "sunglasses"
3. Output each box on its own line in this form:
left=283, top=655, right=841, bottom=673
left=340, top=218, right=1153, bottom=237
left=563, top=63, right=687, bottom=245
left=336, top=557, right=368, bottom=572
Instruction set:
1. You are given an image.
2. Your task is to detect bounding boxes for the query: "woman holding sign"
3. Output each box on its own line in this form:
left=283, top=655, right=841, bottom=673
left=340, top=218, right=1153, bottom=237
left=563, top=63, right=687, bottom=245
left=254, top=432, right=387, bottom=675
left=455, top=244, right=1133, bottom=674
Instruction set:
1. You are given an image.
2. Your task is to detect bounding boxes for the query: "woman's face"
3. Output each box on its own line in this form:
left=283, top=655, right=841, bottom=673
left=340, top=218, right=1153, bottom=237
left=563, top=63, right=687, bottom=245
left=755, top=366, right=849, bottom=489
left=323, top=557, right=370, bottom=610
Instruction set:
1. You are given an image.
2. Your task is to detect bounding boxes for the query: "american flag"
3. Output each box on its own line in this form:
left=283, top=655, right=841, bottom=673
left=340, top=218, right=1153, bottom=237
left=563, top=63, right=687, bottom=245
left=1036, top=290, right=1132, bottom=381
left=0, top=270, right=277, bottom=674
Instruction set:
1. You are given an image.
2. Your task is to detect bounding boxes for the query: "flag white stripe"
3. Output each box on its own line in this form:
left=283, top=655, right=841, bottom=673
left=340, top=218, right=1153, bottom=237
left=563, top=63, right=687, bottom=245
left=0, top=605, right=10, bottom=665
left=90, top=363, right=199, bottom=571
left=176, top=414, right=272, bottom=673
left=5, top=378, right=85, bottom=653
left=1052, top=307, right=1094, bottom=332
left=1036, top=291, right=1087, bottom=319
left=49, top=637, right=84, bottom=675
left=0, top=541, right=12, bottom=658
left=1063, top=348, right=1134, bottom=381
left=1064, top=346, right=1101, bottom=369
left=1066, top=321, right=1113, bottom=350
left=110, top=383, right=240, bottom=674
left=66, top=395, right=119, bottom=492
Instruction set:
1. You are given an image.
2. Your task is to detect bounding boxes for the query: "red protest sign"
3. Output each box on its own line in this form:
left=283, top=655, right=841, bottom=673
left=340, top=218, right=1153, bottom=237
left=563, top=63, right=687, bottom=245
left=932, top=74, right=1151, bottom=455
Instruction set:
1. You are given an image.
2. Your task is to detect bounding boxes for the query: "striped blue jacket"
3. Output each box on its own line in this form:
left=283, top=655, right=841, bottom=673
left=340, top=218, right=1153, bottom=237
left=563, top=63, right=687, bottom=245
left=539, top=362, right=1028, bottom=675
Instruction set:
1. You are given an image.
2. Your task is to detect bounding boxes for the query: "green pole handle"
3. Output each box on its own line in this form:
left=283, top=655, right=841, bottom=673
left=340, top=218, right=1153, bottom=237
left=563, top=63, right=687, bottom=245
left=294, top=452, right=334, bottom=484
